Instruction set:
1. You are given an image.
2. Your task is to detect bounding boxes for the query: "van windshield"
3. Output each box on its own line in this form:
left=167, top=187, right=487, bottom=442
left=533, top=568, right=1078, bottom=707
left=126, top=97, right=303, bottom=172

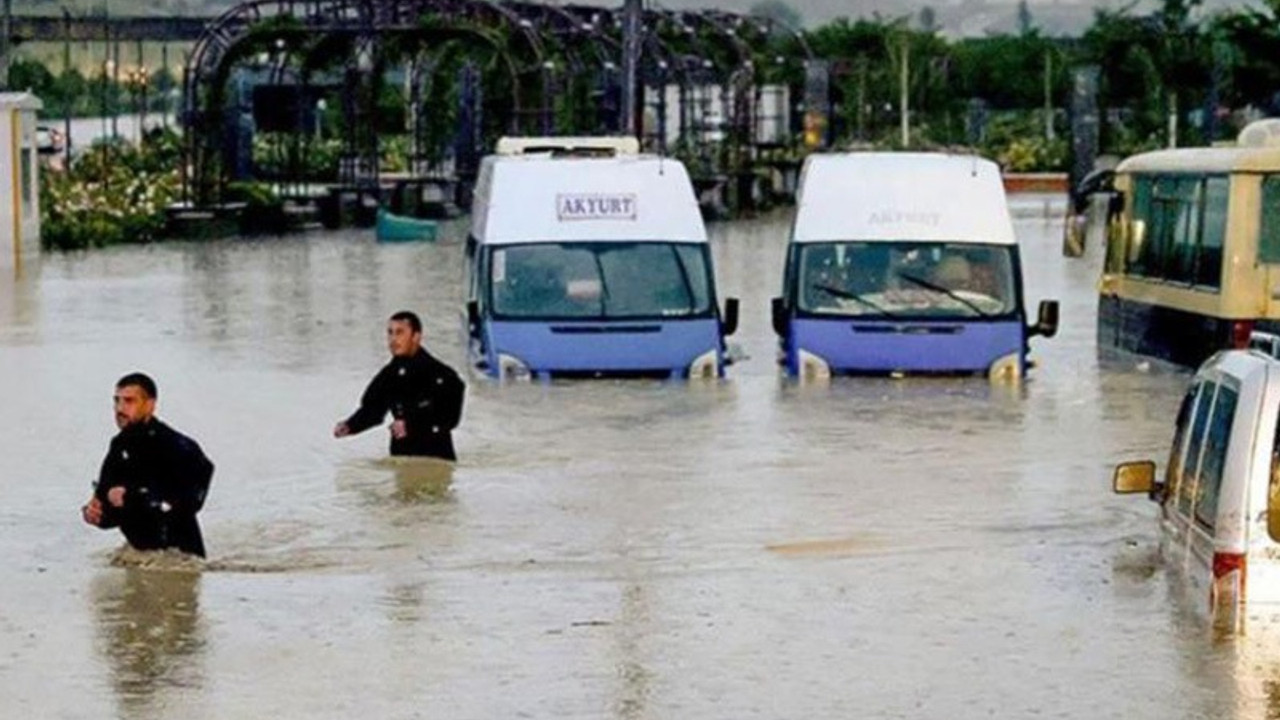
left=797, top=241, right=1018, bottom=318
left=490, top=242, right=714, bottom=319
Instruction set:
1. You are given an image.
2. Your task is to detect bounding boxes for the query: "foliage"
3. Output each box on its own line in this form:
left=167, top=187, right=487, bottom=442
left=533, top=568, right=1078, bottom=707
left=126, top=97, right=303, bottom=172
left=41, top=130, right=183, bottom=250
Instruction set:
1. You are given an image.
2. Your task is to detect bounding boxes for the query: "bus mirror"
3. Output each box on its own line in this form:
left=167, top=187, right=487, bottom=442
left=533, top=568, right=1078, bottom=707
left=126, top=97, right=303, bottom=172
left=722, top=297, right=740, bottom=337
left=1031, top=300, right=1059, bottom=338
left=466, top=300, right=481, bottom=336
left=1113, top=461, right=1156, bottom=494
left=1127, top=219, right=1146, bottom=263
left=771, top=297, right=789, bottom=337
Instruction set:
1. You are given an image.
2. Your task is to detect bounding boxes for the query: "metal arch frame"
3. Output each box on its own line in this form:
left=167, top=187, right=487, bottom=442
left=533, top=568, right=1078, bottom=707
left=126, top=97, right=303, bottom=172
left=182, top=0, right=548, bottom=204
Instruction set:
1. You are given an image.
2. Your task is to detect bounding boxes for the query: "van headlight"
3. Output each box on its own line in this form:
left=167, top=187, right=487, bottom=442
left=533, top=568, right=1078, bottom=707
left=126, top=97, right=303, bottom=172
left=987, top=352, right=1023, bottom=383
left=497, top=353, right=532, bottom=381
left=797, top=348, right=831, bottom=381
left=687, top=349, right=719, bottom=379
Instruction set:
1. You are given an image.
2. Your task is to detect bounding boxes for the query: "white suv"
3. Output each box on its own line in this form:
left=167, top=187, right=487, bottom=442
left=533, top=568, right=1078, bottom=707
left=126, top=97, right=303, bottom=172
left=1114, top=336, right=1280, bottom=634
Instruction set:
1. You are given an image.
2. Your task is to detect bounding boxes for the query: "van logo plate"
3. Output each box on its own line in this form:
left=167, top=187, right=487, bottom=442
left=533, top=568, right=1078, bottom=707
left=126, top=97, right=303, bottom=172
left=557, top=193, right=638, bottom=221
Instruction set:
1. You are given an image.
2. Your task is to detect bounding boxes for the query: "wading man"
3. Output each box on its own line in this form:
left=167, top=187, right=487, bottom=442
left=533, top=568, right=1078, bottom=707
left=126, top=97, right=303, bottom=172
left=82, top=373, right=215, bottom=558
left=334, top=311, right=466, bottom=460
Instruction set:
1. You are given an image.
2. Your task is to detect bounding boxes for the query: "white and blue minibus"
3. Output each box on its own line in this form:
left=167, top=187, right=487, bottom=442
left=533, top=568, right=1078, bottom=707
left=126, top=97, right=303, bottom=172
left=464, top=138, right=738, bottom=380
left=771, top=152, right=1058, bottom=379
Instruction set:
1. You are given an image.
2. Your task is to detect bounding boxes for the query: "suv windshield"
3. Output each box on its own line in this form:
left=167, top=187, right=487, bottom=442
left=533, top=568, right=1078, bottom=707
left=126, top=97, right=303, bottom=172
left=797, top=241, right=1018, bottom=318
left=490, top=242, right=713, bottom=319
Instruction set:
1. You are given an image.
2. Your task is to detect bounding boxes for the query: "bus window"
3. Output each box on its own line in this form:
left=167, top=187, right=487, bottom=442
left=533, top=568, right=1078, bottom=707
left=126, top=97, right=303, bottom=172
left=1259, top=176, right=1280, bottom=263
left=1196, top=176, right=1228, bottom=288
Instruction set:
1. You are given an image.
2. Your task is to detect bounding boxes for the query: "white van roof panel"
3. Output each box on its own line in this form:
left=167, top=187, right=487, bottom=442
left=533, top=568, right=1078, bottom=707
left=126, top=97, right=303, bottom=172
left=791, top=153, right=1016, bottom=245
left=473, top=155, right=707, bottom=245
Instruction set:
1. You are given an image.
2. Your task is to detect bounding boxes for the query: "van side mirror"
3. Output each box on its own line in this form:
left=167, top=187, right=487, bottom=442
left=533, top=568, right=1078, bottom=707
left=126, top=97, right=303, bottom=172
left=1030, top=300, right=1059, bottom=338
left=771, top=296, right=789, bottom=337
left=466, top=300, right=481, bottom=337
left=721, top=297, right=739, bottom=337
left=1113, top=461, right=1156, bottom=495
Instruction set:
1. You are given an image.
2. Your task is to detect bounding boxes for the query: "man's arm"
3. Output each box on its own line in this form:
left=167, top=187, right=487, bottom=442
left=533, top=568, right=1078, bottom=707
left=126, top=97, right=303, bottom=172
left=157, top=433, right=215, bottom=514
left=339, top=368, right=390, bottom=436
left=89, top=449, right=123, bottom=529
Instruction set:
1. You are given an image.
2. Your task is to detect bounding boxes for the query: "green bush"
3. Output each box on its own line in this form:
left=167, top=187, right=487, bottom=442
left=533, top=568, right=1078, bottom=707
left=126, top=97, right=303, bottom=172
left=40, top=131, right=181, bottom=250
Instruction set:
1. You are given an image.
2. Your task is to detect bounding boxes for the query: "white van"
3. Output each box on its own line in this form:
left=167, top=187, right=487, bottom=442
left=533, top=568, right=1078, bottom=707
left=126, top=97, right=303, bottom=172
left=1114, top=335, right=1280, bottom=633
left=463, top=137, right=738, bottom=379
left=771, top=152, right=1058, bottom=378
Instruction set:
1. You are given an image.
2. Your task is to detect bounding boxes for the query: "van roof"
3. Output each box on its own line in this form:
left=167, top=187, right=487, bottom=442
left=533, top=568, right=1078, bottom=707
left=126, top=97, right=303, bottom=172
left=1200, top=348, right=1279, bottom=385
left=791, top=152, right=1016, bottom=246
left=472, top=154, right=707, bottom=245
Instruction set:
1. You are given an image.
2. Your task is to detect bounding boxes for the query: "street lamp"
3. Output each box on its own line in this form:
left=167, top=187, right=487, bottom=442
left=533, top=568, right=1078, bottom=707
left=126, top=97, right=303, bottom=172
left=124, top=65, right=150, bottom=142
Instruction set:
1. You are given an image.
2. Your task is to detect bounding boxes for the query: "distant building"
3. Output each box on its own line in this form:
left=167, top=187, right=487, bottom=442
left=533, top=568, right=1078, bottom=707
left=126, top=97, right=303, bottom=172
left=0, top=92, right=40, bottom=275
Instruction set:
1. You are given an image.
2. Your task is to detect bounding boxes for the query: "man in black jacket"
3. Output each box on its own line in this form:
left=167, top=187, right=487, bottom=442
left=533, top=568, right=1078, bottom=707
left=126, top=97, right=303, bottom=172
left=82, top=373, right=215, bottom=558
left=334, top=310, right=466, bottom=460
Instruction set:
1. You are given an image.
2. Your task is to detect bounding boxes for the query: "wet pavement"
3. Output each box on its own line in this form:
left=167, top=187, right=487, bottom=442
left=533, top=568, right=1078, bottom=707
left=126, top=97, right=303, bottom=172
left=1, top=202, right=1275, bottom=719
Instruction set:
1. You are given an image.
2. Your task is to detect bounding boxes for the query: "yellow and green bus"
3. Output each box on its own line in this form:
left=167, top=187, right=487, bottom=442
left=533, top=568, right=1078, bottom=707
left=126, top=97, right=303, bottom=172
left=1093, top=143, right=1280, bottom=366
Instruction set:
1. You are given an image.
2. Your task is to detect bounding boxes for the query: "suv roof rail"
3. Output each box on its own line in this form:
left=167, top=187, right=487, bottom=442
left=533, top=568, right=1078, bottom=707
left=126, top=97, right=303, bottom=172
left=1248, top=331, right=1280, bottom=359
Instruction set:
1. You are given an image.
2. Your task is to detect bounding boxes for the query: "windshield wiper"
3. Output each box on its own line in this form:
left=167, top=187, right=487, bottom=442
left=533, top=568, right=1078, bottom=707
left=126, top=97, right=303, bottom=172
left=811, top=283, right=899, bottom=317
left=591, top=253, right=611, bottom=317
left=895, top=272, right=992, bottom=317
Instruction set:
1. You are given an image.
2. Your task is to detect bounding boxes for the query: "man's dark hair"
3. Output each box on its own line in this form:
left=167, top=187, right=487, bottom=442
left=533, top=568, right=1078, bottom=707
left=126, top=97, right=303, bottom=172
left=116, top=372, right=158, bottom=400
left=390, top=310, right=422, bottom=334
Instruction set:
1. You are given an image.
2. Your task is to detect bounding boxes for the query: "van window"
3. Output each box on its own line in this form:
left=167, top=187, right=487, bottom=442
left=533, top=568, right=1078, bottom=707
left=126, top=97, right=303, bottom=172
left=1166, top=382, right=1204, bottom=500
left=797, top=242, right=1017, bottom=318
left=1179, top=381, right=1218, bottom=518
left=490, top=242, right=713, bottom=319
left=1193, top=383, right=1238, bottom=531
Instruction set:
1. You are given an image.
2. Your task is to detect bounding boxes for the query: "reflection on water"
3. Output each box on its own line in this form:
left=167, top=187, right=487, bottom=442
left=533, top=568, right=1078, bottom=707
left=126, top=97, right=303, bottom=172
left=92, top=565, right=205, bottom=718
left=9, top=213, right=1280, bottom=717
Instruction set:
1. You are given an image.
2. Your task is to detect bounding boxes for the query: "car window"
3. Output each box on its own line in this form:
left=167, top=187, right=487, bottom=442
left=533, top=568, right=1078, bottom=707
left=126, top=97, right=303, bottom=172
left=1179, top=380, right=1218, bottom=519
left=1193, top=382, right=1238, bottom=531
left=1166, top=382, right=1203, bottom=503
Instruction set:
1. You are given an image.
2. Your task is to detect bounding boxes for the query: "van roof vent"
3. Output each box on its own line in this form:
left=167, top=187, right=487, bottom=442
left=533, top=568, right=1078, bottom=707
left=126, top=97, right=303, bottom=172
left=495, top=136, right=640, bottom=157
left=1248, top=331, right=1280, bottom=359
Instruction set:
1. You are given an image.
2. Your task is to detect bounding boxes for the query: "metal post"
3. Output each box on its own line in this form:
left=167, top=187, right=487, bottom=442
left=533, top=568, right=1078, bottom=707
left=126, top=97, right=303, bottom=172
left=899, top=36, right=909, bottom=147
left=620, top=0, right=642, bottom=137
left=1044, top=51, right=1054, bottom=141
left=64, top=9, right=73, bottom=165
left=1, top=0, right=12, bottom=91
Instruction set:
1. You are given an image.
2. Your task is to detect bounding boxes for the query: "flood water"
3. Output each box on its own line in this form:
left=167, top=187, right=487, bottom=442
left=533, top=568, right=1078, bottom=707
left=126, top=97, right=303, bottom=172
left=1, top=201, right=1276, bottom=718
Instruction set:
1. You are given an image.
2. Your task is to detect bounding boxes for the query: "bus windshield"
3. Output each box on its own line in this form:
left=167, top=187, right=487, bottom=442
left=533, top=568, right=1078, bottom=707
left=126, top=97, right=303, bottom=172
left=797, top=241, right=1018, bottom=318
left=490, top=242, right=714, bottom=319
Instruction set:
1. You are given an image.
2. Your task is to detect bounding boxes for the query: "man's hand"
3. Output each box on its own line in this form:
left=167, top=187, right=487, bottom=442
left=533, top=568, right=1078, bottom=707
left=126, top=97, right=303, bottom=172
left=333, top=421, right=350, bottom=438
left=390, top=419, right=408, bottom=440
left=82, top=497, right=103, bottom=526
left=106, top=486, right=126, bottom=508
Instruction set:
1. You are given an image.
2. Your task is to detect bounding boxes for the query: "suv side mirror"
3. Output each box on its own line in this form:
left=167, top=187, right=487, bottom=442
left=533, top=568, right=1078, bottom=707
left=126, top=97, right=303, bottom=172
left=1030, top=300, right=1059, bottom=338
left=1113, top=460, right=1156, bottom=495
left=771, top=296, right=789, bottom=337
left=721, top=297, right=740, bottom=337
left=466, top=300, right=481, bottom=338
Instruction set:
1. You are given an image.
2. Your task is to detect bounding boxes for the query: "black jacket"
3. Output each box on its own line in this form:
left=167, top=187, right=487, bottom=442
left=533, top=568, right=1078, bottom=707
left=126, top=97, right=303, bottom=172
left=345, top=347, right=466, bottom=460
left=95, top=419, right=215, bottom=558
